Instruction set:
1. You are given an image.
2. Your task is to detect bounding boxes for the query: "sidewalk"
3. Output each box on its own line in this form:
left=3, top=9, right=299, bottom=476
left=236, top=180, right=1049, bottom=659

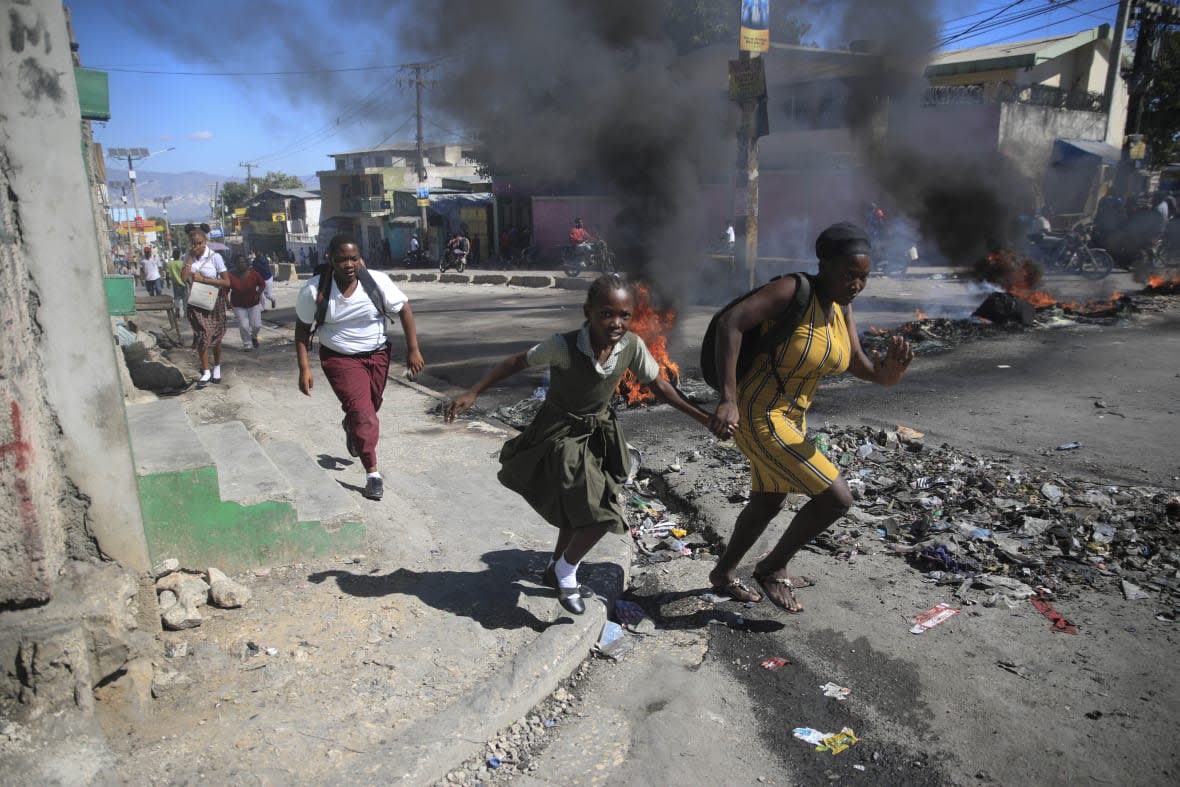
left=103, top=342, right=632, bottom=784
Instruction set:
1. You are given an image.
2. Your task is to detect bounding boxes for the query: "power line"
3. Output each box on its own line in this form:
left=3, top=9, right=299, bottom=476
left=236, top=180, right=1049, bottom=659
left=250, top=82, right=399, bottom=165
left=941, top=0, right=1033, bottom=47
left=962, top=1, right=1120, bottom=47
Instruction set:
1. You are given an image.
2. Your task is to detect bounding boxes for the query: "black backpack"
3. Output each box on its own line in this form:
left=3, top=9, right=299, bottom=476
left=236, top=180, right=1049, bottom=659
left=700, top=273, right=813, bottom=393
left=311, top=264, right=395, bottom=335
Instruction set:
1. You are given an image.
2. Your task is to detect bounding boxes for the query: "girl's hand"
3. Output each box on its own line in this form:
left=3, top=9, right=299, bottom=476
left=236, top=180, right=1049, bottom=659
left=298, top=368, right=314, bottom=396
left=444, top=391, right=477, bottom=422
left=709, top=399, right=740, bottom=440
left=873, top=335, right=914, bottom=385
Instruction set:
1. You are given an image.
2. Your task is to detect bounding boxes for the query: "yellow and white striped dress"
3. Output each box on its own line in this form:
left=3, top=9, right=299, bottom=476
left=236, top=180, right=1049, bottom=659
left=733, top=297, right=850, bottom=495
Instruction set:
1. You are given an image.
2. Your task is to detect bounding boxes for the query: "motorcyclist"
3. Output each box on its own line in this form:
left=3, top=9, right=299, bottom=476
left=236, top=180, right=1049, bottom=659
left=569, top=218, right=594, bottom=263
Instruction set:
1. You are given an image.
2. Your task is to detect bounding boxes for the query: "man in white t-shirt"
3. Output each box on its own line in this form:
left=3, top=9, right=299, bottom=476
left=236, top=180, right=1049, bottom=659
left=294, top=233, right=425, bottom=500
left=142, top=246, right=163, bottom=296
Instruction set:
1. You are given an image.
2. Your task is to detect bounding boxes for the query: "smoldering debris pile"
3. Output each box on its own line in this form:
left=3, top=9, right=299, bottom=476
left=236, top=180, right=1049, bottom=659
left=861, top=296, right=1137, bottom=357
left=675, top=427, right=1180, bottom=612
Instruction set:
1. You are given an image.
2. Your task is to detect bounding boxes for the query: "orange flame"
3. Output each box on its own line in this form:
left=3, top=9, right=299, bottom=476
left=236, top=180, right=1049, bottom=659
left=1146, top=273, right=1180, bottom=291
left=981, top=251, right=1126, bottom=313
left=617, top=282, right=680, bottom=405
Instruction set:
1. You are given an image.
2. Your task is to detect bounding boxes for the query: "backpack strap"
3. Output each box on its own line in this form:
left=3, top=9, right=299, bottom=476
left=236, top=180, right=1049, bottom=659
left=753, top=273, right=813, bottom=394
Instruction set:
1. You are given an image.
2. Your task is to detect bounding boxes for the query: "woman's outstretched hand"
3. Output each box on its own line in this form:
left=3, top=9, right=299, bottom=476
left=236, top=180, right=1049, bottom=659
left=444, top=391, right=477, bottom=422
left=873, top=335, right=914, bottom=386
left=708, top=399, right=740, bottom=440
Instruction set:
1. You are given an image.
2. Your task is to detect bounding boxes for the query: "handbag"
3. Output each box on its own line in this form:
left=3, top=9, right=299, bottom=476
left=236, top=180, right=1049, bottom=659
left=188, top=282, right=220, bottom=311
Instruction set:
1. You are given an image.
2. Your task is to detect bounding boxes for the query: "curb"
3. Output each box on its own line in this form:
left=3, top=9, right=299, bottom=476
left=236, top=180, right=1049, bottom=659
left=372, top=270, right=598, bottom=291
left=506, top=275, right=555, bottom=289
left=553, top=277, right=592, bottom=291
left=370, top=535, right=631, bottom=784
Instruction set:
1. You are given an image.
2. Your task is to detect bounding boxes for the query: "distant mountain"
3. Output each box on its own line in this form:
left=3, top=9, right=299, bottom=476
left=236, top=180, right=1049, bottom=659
left=105, top=169, right=320, bottom=223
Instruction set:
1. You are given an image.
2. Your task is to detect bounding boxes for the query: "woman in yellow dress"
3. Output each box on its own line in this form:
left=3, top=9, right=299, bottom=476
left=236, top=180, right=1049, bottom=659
left=707, top=223, right=914, bottom=612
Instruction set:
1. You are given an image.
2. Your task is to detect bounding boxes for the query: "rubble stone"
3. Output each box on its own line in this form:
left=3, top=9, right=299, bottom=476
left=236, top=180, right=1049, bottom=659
left=157, top=590, right=178, bottom=611
left=156, top=574, right=210, bottom=608
left=205, top=567, right=229, bottom=585
left=209, top=580, right=251, bottom=609
left=161, top=602, right=202, bottom=631
left=152, top=558, right=180, bottom=577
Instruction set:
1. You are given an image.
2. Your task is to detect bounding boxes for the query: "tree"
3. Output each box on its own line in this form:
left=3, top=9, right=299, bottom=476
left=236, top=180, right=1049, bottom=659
left=220, top=181, right=250, bottom=211
left=660, top=0, right=810, bottom=53
left=259, top=171, right=304, bottom=190
left=1142, top=29, right=1180, bottom=165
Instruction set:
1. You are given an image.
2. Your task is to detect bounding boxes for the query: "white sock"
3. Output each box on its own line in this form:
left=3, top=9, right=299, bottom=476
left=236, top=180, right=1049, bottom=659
left=554, top=555, right=579, bottom=590
left=212, top=364, right=221, bottom=378
left=367, top=471, right=382, bottom=480
left=199, top=369, right=211, bottom=382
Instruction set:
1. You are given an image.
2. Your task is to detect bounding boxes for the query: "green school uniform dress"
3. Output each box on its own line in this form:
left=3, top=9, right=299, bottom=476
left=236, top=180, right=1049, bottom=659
left=498, top=328, right=660, bottom=533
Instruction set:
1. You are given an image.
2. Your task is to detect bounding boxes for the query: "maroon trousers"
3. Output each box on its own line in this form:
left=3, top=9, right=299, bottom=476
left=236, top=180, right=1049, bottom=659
left=319, top=344, right=391, bottom=469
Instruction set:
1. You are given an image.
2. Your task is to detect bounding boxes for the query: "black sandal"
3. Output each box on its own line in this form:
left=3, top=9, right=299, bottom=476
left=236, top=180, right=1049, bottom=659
left=753, top=573, right=803, bottom=613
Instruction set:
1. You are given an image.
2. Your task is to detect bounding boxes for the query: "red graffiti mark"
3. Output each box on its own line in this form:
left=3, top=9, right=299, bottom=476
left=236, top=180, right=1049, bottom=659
left=0, top=402, right=34, bottom=471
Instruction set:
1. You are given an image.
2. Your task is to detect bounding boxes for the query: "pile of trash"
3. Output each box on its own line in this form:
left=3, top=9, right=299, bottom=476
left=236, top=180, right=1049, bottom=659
left=679, top=425, right=1180, bottom=610
left=624, top=474, right=711, bottom=564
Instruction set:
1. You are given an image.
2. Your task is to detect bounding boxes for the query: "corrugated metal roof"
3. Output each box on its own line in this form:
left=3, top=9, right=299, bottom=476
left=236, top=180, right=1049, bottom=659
left=262, top=188, right=320, bottom=199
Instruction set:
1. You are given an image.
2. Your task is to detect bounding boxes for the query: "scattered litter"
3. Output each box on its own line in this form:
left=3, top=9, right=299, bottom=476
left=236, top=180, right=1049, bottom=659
left=1121, top=580, right=1151, bottom=601
left=593, top=621, right=635, bottom=661
left=813, top=433, right=831, bottom=455
left=543, top=719, right=556, bottom=728
left=1055, top=442, right=1082, bottom=451
left=895, top=425, right=924, bottom=440
left=487, top=757, right=502, bottom=769
left=1030, top=593, right=1078, bottom=634
left=760, top=657, right=790, bottom=670
left=910, top=602, right=960, bottom=634
left=820, top=681, right=851, bottom=700
left=614, top=599, right=646, bottom=626
left=794, top=726, right=860, bottom=754
left=854, top=764, right=867, bottom=772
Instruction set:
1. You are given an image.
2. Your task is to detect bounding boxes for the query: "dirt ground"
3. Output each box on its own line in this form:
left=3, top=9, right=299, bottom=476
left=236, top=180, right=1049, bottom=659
left=108, top=272, right=1178, bottom=785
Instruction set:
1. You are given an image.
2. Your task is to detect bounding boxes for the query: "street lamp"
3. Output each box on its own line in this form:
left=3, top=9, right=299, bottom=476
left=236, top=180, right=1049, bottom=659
left=108, top=146, right=174, bottom=248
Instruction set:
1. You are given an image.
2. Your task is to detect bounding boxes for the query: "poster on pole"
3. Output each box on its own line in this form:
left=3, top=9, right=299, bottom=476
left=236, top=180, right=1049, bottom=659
left=740, top=0, right=770, bottom=53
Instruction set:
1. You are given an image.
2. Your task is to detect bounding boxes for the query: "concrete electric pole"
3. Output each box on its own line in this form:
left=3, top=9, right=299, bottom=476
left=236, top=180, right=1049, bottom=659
left=108, top=146, right=174, bottom=249
left=399, top=63, right=437, bottom=251
left=154, top=196, right=174, bottom=256
left=239, top=162, right=259, bottom=198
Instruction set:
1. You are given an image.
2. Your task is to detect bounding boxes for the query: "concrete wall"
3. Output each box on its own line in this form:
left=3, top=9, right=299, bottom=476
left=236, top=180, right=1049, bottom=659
left=999, top=102, right=1108, bottom=202
left=0, top=1, right=150, bottom=594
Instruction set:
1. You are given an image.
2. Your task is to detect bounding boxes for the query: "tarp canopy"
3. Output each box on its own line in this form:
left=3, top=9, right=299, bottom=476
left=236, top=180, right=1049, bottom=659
left=424, top=192, right=493, bottom=231
left=1053, top=138, right=1122, bottom=166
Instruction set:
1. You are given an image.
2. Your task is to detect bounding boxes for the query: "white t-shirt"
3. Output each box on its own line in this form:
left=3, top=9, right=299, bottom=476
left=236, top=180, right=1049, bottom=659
left=295, top=269, right=408, bottom=355
left=188, top=247, right=226, bottom=279
left=142, top=255, right=161, bottom=281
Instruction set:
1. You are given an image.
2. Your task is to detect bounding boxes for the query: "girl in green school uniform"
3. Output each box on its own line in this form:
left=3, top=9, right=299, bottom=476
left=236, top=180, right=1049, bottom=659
left=445, top=274, right=711, bottom=614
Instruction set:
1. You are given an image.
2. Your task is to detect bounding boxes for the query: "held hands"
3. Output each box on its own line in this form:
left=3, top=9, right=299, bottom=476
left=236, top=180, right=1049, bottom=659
left=873, top=335, right=914, bottom=385
left=444, top=391, right=477, bottom=423
left=708, top=399, right=740, bottom=441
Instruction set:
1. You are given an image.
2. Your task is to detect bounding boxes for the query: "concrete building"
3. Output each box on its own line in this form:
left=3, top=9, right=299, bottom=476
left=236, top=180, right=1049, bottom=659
left=920, top=24, right=1130, bottom=214
left=316, top=143, right=480, bottom=259
left=241, top=187, right=321, bottom=259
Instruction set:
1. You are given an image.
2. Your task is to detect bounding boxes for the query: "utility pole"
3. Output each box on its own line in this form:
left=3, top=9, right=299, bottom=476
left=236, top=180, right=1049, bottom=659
left=108, top=146, right=174, bottom=250
left=1104, top=0, right=1134, bottom=142
left=239, top=162, right=259, bottom=198
left=731, top=2, right=770, bottom=290
left=399, top=63, right=437, bottom=251
left=154, top=196, right=174, bottom=257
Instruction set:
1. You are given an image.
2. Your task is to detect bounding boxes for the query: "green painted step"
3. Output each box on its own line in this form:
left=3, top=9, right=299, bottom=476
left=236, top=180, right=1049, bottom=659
left=126, top=400, right=364, bottom=572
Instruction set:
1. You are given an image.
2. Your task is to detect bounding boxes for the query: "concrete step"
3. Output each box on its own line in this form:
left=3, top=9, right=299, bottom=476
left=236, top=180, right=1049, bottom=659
left=192, top=421, right=294, bottom=507
left=125, top=398, right=213, bottom=475
left=261, top=439, right=361, bottom=528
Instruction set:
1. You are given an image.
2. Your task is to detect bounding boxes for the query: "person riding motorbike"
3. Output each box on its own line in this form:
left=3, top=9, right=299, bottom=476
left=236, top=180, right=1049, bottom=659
left=569, top=218, right=594, bottom=264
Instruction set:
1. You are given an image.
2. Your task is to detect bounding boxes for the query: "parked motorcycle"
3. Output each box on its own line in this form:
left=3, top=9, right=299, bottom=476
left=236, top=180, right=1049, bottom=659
left=1026, top=225, right=1113, bottom=280
left=401, top=248, right=430, bottom=268
left=561, top=239, right=616, bottom=278
left=439, top=248, right=467, bottom=273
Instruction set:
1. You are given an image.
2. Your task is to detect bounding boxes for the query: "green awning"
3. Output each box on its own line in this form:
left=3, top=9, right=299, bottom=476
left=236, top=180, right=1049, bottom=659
left=74, top=67, right=110, bottom=121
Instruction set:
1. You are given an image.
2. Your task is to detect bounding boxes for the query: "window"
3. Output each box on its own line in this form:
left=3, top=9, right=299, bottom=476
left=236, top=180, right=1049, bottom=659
left=335, top=158, right=345, bottom=170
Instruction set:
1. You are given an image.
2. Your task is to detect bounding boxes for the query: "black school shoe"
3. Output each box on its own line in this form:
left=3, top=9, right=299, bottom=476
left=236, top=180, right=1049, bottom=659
left=363, top=475, right=383, bottom=500
left=542, top=564, right=593, bottom=598
left=557, top=589, right=585, bottom=615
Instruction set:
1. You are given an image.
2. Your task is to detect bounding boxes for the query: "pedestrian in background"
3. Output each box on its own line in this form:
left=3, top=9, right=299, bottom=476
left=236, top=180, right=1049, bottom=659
left=227, top=253, right=265, bottom=351
left=142, top=246, right=163, bottom=296
left=445, top=274, right=711, bottom=615
left=165, top=247, right=187, bottom=327
left=182, top=223, right=230, bottom=388
left=294, top=233, right=425, bottom=501
left=253, top=251, right=276, bottom=310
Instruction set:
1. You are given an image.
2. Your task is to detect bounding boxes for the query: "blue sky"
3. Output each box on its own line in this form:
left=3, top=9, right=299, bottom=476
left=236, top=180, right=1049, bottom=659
left=72, top=0, right=1127, bottom=179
